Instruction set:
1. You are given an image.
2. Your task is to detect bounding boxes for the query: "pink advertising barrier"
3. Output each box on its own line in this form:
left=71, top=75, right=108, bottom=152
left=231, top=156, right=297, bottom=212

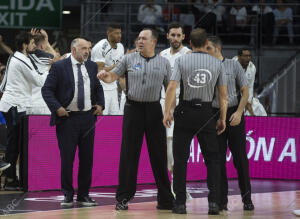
left=27, top=116, right=300, bottom=191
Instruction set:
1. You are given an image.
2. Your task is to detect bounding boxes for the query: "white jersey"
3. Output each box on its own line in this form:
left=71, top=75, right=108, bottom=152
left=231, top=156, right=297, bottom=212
left=91, top=39, right=124, bottom=90
left=0, top=51, right=47, bottom=113
left=160, top=46, right=191, bottom=99
left=233, top=56, right=256, bottom=103
left=29, top=50, right=53, bottom=108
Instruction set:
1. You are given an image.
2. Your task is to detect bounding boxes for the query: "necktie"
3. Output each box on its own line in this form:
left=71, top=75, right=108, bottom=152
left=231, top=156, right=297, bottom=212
left=76, top=63, right=84, bottom=111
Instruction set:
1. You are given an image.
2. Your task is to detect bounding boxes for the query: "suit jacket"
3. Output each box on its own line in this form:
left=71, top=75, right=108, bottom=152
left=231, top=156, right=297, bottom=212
left=42, top=57, right=105, bottom=126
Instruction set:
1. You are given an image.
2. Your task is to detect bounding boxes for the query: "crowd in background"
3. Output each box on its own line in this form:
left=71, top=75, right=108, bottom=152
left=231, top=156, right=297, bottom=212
left=135, top=0, right=296, bottom=45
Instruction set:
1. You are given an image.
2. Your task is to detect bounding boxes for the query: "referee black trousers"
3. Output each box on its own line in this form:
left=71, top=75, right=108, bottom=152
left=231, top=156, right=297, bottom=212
left=213, top=106, right=251, bottom=205
left=173, top=103, right=221, bottom=205
left=56, top=110, right=96, bottom=198
left=116, top=100, right=174, bottom=205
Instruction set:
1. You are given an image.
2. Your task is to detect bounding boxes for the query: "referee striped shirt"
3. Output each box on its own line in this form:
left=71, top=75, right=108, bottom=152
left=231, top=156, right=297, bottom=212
left=171, top=52, right=227, bottom=102
left=212, top=58, right=248, bottom=108
left=112, top=52, right=171, bottom=102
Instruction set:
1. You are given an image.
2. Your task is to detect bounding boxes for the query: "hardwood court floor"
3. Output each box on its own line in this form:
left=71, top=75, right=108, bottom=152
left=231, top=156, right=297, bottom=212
left=2, top=190, right=299, bottom=219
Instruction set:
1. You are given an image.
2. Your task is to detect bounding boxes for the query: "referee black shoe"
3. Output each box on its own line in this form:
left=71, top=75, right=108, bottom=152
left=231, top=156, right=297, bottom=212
left=61, top=196, right=74, bottom=207
left=172, top=204, right=186, bottom=214
left=115, top=200, right=128, bottom=210
left=244, top=201, right=254, bottom=211
left=77, top=196, right=98, bottom=207
left=208, top=202, right=220, bottom=215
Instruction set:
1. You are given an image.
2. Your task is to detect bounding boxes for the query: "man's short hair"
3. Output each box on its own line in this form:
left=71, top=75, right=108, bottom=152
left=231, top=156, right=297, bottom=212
left=238, top=47, right=251, bottom=56
left=15, top=31, right=33, bottom=52
left=142, top=28, right=158, bottom=40
left=70, top=38, right=80, bottom=51
left=190, top=28, right=207, bottom=48
left=107, top=23, right=121, bottom=32
left=167, top=22, right=184, bottom=34
left=207, top=35, right=222, bottom=48
left=33, top=34, right=46, bottom=47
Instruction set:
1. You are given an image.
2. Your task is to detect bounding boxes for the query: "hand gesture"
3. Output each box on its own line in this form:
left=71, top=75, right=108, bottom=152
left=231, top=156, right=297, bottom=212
left=163, top=111, right=173, bottom=128
left=40, top=29, right=49, bottom=42
left=97, top=70, right=109, bottom=80
left=56, top=107, right=69, bottom=117
left=93, top=105, right=103, bottom=116
left=30, top=28, right=40, bottom=36
left=59, top=53, right=68, bottom=60
left=229, top=111, right=242, bottom=126
left=216, top=119, right=226, bottom=135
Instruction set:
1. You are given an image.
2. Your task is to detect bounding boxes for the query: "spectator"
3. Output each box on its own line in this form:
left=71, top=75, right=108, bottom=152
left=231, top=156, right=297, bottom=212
left=163, top=1, right=180, bottom=24
left=31, top=28, right=58, bottom=60
left=193, top=0, right=218, bottom=33
left=273, top=0, right=294, bottom=44
left=26, top=29, right=57, bottom=115
left=0, top=31, right=47, bottom=190
left=178, top=0, right=195, bottom=43
left=249, top=0, right=274, bottom=45
left=208, top=0, right=226, bottom=23
left=137, top=0, right=163, bottom=29
left=230, top=0, right=248, bottom=28
left=195, top=0, right=226, bottom=24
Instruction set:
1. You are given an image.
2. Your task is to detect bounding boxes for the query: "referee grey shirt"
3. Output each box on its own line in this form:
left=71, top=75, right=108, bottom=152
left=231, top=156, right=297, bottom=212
left=171, top=52, right=227, bottom=102
left=112, top=52, right=171, bottom=102
left=212, top=58, right=248, bottom=108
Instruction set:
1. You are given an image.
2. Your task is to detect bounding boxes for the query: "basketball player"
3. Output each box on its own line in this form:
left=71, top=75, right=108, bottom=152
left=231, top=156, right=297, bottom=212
left=160, top=22, right=192, bottom=200
left=91, top=23, right=124, bottom=115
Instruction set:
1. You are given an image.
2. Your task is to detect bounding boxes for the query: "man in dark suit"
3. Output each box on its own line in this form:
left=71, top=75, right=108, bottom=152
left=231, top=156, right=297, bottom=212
left=42, top=38, right=104, bottom=207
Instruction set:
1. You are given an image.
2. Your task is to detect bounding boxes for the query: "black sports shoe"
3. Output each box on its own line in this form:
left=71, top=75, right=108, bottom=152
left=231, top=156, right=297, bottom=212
left=208, top=202, right=219, bottom=215
left=77, top=196, right=98, bottom=207
left=244, top=201, right=254, bottom=211
left=115, top=200, right=129, bottom=210
left=156, top=202, right=173, bottom=210
left=0, top=161, right=10, bottom=172
left=172, top=204, right=186, bottom=214
left=4, top=179, right=22, bottom=191
left=61, top=196, right=74, bottom=207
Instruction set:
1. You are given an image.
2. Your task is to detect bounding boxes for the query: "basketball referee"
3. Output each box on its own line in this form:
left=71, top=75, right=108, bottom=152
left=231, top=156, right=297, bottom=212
left=163, top=28, right=228, bottom=215
left=206, top=36, right=254, bottom=211
left=98, top=28, right=174, bottom=211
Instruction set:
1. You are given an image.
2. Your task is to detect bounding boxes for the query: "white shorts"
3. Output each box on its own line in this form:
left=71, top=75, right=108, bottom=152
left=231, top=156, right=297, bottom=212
left=103, top=89, right=121, bottom=115
left=119, top=91, right=126, bottom=115
left=160, top=98, right=179, bottom=138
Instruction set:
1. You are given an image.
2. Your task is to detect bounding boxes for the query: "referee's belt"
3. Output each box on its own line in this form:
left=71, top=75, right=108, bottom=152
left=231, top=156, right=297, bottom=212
left=126, top=98, right=160, bottom=105
left=180, top=99, right=212, bottom=108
